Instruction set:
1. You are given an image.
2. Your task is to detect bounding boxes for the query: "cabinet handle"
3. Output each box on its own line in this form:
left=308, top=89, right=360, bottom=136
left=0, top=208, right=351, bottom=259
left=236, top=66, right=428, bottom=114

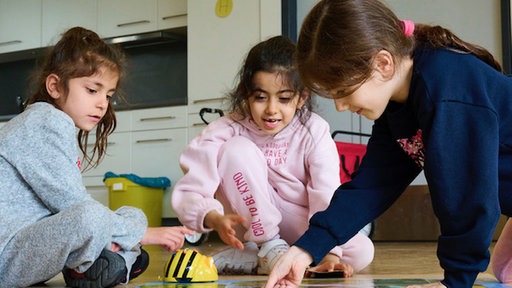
left=192, top=123, right=207, bottom=127
left=139, top=116, right=176, bottom=122
left=136, top=138, right=172, bottom=144
left=0, top=40, right=22, bottom=47
left=193, top=97, right=225, bottom=104
left=117, top=20, right=151, bottom=27
left=162, top=13, right=187, bottom=20
left=87, top=142, right=116, bottom=147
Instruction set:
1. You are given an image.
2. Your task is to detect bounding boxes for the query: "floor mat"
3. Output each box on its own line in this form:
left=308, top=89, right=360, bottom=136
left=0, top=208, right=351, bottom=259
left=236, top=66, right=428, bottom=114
left=138, top=278, right=512, bottom=287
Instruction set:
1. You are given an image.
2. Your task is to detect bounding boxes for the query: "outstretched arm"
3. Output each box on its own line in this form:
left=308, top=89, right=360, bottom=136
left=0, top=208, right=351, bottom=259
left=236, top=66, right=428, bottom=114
left=141, top=226, right=195, bottom=252
left=264, top=246, right=313, bottom=288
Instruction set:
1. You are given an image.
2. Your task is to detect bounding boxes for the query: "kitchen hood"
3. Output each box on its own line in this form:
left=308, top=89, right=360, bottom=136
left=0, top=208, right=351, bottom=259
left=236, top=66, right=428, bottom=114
left=104, top=27, right=186, bottom=49
left=0, top=27, right=187, bottom=63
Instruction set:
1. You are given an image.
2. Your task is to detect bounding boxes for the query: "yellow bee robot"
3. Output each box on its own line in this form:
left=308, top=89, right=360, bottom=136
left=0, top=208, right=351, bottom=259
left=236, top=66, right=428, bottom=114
left=163, top=249, right=218, bottom=283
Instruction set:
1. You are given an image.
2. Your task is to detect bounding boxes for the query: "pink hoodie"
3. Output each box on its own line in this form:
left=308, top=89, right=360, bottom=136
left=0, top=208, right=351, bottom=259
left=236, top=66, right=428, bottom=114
left=172, top=112, right=340, bottom=236
left=172, top=112, right=375, bottom=271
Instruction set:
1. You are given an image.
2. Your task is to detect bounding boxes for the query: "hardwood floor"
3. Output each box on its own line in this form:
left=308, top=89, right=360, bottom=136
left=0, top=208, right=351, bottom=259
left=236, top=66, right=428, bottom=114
left=41, top=236, right=499, bottom=287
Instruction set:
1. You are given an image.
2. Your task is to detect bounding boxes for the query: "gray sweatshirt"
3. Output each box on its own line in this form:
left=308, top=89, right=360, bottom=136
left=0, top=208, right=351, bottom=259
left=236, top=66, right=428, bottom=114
left=0, top=102, right=146, bottom=255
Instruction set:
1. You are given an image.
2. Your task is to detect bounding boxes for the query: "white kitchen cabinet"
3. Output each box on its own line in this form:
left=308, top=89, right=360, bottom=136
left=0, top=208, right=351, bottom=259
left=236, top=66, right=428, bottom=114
left=187, top=114, right=207, bottom=141
left=82, top=132, right=131, bottom=178
left=1, top=0, right=187, bottom=52
left=0, top=0, right=42, bottom=53
left=131, top=106, right=187, bottom=131
left=131, top=128, right=187, bottom=218
left=81, top=110, right=131, bottom=203
left=157, top=0, right=187, bottom=30
left=131, top=106, right=188, bottom=218
left=82, top=106, right=187, bottom=218
left=98, top=0, right=158, bottom=38
left=42, top=0, right=98, bottom=46
left=187, top=0, right=281, bottom=139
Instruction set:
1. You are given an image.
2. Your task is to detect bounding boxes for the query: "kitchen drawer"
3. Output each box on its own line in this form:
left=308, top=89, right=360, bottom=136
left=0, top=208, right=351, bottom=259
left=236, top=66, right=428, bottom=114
left=188, top=97, right=229, bottom=115
left=0, top=0, right=42, bottom=53
left=131, top=128, right=186, bottom=178
left=131, top=128, right=188, bottom=218
left=81, top=131, right=131, bottom=177
left=85, top=110, right=131, bottom=134
left=187, top=113, right=208, bottom=141
left=113, top=110, right=131, bottom=132
left=158, top=0, right=187, bottom=30
left=98, top=0, right=158, bottom=38
left=42, top=0, right=97, bottom=46
left=131, top=106, right=187, bottom=131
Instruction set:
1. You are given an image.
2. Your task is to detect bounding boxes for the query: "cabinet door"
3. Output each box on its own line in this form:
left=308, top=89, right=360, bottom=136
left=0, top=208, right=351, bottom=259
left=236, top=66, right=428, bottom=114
left=131, top=128, right=187, bottom=217
left=98, top=0, right=158, bottom=38
left=0, top=0, right=42, bottom=53
left=42, top=0, right=97, bottom=46
left=81, top=131, right=131, bottom=178
left=187, top=0, right=281, bottom=114
left=157, top=0, right=187, bottom=30
left=131, top=106, right=187, bottom=131
left=187, top=114, right=208, bottom=142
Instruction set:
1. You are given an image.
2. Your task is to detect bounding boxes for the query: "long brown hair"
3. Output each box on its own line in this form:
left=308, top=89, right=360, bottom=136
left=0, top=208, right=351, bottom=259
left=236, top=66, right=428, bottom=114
left=27, top=26, right=126, bottom=170
left=297, top=0, right=502, bottom=98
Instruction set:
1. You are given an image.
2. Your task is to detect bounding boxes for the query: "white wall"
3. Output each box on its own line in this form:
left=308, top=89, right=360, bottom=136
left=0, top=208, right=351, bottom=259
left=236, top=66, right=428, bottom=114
left=296, top=0, right=502, bottom=184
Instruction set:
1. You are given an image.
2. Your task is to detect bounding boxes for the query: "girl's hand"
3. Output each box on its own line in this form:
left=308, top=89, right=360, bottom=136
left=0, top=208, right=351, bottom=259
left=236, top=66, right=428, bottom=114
left=306, top=253, right=354, bottom=278
left=306, top=263, right=354, bottom=278
left=264, top=246, right=313, bottom=288
left=204, top=211, right=246, bottom=250
left=141, top=226, right=195, bottom=252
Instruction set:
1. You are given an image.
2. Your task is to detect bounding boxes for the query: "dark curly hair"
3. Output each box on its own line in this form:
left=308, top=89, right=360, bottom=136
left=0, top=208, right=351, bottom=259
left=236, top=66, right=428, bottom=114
left=228, top=35, right=314, bottom=124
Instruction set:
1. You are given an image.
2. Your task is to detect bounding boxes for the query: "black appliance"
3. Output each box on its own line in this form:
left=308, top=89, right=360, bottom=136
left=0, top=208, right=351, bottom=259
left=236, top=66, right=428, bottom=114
left=0, top=28, right=187, bottom=121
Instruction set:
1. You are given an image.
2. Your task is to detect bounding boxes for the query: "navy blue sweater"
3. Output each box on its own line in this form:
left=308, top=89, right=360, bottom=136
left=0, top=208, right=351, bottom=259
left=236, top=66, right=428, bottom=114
left=295, top=48, right=512, bottom=287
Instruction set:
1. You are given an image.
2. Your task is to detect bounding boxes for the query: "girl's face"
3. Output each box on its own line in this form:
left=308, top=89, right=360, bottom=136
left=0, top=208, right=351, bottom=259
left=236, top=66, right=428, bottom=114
left=247, top=71, right=305, bottom=135
left=48, top=66, right=119, bottom=131
left=329, top=50, right=409, bottom=121
left=330, top=71, right=394, bottom=120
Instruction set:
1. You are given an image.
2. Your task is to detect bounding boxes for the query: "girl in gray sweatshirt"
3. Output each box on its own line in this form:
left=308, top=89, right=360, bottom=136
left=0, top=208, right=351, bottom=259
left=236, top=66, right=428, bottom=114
left=0, top=27, right=192, bottom=288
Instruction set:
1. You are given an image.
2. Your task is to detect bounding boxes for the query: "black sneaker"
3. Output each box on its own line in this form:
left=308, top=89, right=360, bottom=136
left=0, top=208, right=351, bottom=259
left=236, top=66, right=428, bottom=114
left=128, top=248, right=149, bottom=281
left=63, top=249, right=127, bottom=288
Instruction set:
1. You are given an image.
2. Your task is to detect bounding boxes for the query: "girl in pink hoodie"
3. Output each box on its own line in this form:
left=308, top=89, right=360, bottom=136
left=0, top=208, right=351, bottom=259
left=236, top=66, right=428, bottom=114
left=171, top=36, right=374, bottom=276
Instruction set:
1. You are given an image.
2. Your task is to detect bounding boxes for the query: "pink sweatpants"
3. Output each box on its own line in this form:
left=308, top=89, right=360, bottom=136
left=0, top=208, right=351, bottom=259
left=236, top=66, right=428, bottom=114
left=216, top=136, right=374, bottom=272
left=492, top=218, right=512, bottom=283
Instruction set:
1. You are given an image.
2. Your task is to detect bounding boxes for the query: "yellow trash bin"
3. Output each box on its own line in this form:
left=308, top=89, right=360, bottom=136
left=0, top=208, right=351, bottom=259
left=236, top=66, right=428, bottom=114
left=105, top=177, right=164, bottom=227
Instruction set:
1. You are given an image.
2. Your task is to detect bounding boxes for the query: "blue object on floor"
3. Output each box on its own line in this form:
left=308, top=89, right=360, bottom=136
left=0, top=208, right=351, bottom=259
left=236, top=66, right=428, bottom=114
left=103, top=171, right=171, bottom=189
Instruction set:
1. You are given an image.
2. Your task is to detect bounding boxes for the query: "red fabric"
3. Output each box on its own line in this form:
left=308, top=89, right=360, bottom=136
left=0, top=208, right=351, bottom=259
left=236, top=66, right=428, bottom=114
left=335, top=142, right=367, bottom=184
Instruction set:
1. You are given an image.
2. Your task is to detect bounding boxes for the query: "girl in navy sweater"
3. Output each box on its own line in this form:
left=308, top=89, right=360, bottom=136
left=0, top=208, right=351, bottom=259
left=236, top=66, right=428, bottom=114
left=265, top=0, right=512, bottom=287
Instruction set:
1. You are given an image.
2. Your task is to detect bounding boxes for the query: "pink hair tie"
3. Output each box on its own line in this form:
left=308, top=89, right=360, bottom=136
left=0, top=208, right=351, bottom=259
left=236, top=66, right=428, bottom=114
left=401, top=19, right=415, bottom=37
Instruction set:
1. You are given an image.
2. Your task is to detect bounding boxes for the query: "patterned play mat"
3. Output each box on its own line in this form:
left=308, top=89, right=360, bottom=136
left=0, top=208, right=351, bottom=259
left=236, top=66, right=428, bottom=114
left=138, top=278, right=512, bottom=287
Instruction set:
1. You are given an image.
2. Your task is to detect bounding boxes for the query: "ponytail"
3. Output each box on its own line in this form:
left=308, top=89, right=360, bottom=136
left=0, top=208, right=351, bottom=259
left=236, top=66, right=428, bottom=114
left=414, top=24, right=502, bottom=72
